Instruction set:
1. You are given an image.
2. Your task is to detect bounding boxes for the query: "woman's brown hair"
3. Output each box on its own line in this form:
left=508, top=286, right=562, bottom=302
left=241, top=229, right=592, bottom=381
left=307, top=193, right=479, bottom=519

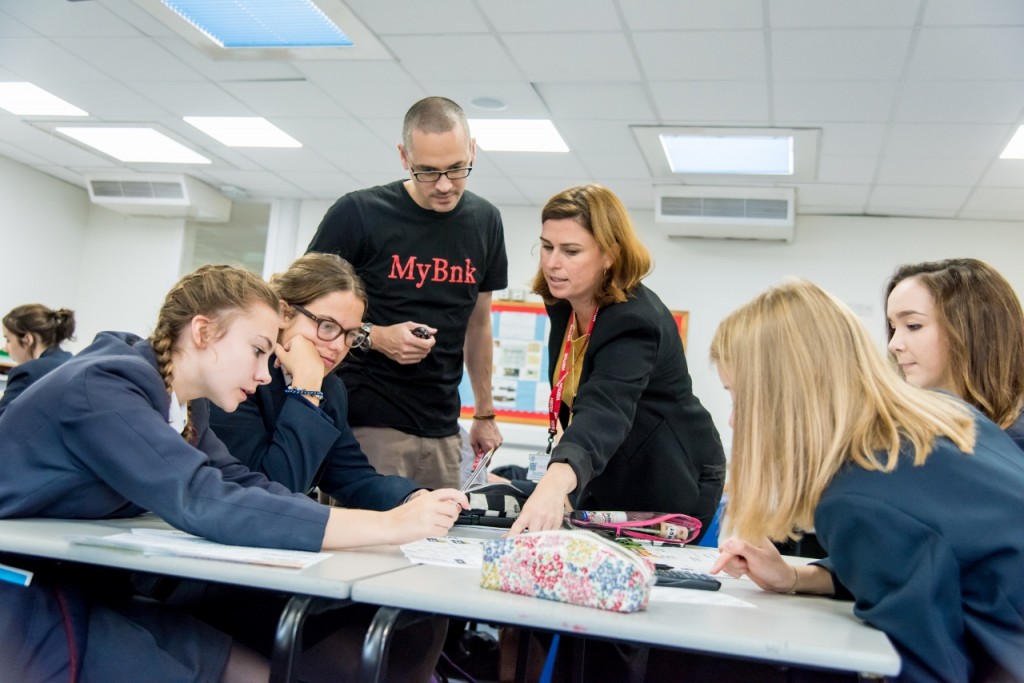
left=3, top=304, right=75, bottom=354
left=531, top=184, right=652, bottom=307
left=885, top=258, right=1024, bottom=428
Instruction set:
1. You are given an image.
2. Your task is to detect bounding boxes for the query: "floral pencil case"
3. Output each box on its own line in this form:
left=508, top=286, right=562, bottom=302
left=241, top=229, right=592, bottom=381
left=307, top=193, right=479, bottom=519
left=566, top=511, right=702, bottom=545
left=480, top=529, right=655, bottom=613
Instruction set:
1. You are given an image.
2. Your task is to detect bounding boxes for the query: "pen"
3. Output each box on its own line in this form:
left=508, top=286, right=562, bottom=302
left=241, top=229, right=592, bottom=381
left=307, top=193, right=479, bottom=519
left=461, top=446, right=498, bottom=493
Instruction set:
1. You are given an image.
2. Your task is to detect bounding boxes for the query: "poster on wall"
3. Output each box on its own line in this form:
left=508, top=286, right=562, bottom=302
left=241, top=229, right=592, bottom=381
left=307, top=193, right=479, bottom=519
left=459, top=301, right=689, bottom=426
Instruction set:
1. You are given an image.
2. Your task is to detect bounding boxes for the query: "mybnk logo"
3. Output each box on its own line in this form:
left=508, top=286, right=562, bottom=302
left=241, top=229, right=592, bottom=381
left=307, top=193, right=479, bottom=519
left=388, top=256, right=478, bottom=288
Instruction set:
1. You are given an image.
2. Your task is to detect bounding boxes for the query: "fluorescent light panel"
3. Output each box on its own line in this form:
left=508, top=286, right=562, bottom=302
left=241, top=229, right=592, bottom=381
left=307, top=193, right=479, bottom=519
left=1000, top=125, right=1024, bottom=159
left=184, top=116, right=301, bottom=147
left=160, top=0, right=352, bottom=48
left=468, top=119, right=569, bottom=153
left=56, top=127, right=211, bottom=164
left=0, top=82, right=87, bottom=116
left=660, top=134, right=794, bottom=175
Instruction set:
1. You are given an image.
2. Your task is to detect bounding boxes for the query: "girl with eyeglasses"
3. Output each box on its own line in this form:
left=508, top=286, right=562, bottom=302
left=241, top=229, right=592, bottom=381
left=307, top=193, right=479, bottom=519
left=0, top=264, right=467, bottom=683
left=209, top=252, right=428, bottom=509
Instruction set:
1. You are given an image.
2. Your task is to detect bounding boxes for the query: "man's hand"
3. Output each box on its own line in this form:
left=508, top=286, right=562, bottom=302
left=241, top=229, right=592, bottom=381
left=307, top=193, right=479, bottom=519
left=371, top=322, right=437, bottom=364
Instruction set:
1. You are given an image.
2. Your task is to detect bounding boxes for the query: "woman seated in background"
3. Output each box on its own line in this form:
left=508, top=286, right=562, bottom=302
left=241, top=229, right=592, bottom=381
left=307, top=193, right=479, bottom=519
left=885, top=257, right=1024, bottom=450
left=509, top=184, right=725, bottom=540
left=0, top=264, right=466, bottom=683
left=709, top=279, right=1024, bottom=683
left=209, top=252, right=424, bottom=509
left=0, top=303, right=75, bottom=417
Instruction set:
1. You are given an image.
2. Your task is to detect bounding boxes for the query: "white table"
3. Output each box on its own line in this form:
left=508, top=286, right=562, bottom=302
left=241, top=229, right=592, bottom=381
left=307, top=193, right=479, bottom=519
left=352, top=559, right=901, bottom=680
left=0, top=515, right=416, bottom=682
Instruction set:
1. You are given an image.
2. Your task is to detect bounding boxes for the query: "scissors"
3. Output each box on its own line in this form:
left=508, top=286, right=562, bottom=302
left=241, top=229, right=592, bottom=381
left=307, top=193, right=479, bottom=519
left=460, top=446, right=499, bottom=494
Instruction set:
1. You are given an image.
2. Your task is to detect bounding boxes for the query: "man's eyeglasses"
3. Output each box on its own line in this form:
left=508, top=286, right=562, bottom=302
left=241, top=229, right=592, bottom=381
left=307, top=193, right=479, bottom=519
left=410, top=167, right=473, bottom=183
left=290, top=303, right=368, bottom=349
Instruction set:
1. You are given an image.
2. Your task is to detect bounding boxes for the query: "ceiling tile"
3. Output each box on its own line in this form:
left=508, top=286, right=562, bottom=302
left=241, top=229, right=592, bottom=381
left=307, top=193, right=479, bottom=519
left=155, top=37, right=306, bottom=83
left=421, top=82, right=550, bottom=118
left=485, top=152, right=590, bottom=179
left=774, top=81, right=898, bottom=122
left=345, top=0, right=489, bottom=34
left=479, top=0, right=621, bottom=32
left=876, top=157, right=990, bottom=187
left=869, top=185, right=971, bottom=210
left=0, top=1, right=141, bottom=37
left=793, top=183, right=870, bottom=209
left=503, top=33, right=642, bottom=82
left=910, top=28, right=1024, bottom=80
left=961, top=187, right=1024, bottom=213
left=0, top=9, right=34, bottom=38
left=276, top=172, right=363, bottom=199
left=557, top=120, right=642, bottom=153
left=770, top=0, right=921, bottom=28
left=577, top=150, right=652, bottom=179
left=817, top=155, right=878, bottom=184
left=131, top=82, right=251, bottom=117
left=219, top=81, right=349, bottom=118
left=651, top=80, right=770, bottom=123
left=923, top=0, right=1024, bottom=26
left=883, top=123, right=1012, bottom=158
left=621, top=0, right=763, bottom=30
left=59, top=37, right=203, bottom=82
left=535, top=83, right=655, bottom=120
left=895, top=81, right=1024, bottom=124
left=980, top=161, right=1024, bottom=188
left=384, top=35, right=522, bottom=82
left=0, top=38, right=109, bottom=83
left=773, top=29, right=912, bottom=80
left=202, top=170, right=305, bottom=199
left=226, top=148, right=338, bottom=173
left=634, top=31, right=766, bottom=81
left=813, top=123, right=888, bottom=156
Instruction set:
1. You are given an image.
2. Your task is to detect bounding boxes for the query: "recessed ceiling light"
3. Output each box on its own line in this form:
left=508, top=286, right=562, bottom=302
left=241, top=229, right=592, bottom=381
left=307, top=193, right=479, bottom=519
left=0, top=82, right=88, bottom=116
left=468, top=119, right=569, bottom=153
left=1000, top=125, right=1024, bottom=159
left=184, top=116, right=301, bottom=147
left=159, top=0, right=352, bottom=48
left=55, top=127, right=211, bottom=164
left=660, top=134, right=793, bottom=175
left=469, top=97, right=508, bottom=112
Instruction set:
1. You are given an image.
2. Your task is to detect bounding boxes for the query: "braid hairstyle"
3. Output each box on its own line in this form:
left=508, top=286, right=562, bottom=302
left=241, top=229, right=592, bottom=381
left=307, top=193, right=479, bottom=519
left=149, top=265, right=280, bottom=444
left=3, top=304, right=76, bottom=355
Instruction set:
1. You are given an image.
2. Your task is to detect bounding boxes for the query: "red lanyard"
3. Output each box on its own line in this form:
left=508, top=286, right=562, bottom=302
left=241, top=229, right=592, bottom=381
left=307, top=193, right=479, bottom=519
left=547, top=307, right=598, bottom=453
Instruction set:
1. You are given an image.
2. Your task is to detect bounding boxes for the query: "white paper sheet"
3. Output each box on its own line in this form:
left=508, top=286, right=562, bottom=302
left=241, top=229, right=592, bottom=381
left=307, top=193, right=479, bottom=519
left=67, top=528, right=331, bottom=569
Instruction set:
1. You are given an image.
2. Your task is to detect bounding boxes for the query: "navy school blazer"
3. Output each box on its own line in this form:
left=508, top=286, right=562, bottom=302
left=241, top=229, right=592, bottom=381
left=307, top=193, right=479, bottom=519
left=0, top=346, right=72, bottom=419
left=207, top=361, right=420, bottom=510
left=0, top=332, right=329, bottom=552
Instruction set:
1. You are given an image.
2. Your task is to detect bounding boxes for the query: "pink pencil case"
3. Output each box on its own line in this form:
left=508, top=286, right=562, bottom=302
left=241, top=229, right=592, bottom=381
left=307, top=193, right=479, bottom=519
left=566, top=511, right=702, bottom=545
left=480, top=530, right=655, bottom=613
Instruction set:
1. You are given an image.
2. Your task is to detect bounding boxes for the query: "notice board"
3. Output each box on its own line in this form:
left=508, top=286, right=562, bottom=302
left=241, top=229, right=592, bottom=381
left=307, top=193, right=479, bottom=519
left=459, top=301, right=689, bottom=426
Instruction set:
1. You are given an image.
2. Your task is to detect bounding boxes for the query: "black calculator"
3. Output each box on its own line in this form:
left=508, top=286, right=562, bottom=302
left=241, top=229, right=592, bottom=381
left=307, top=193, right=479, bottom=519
left=654, top=568, right=721, bottom=591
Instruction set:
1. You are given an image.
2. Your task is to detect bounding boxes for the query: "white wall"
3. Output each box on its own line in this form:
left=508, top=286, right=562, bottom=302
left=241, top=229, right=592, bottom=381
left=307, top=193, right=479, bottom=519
left=0, top=155, right=89, bottom=326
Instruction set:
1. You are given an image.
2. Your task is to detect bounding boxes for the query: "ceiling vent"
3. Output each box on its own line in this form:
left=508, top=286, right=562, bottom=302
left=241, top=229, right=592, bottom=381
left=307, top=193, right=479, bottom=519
left=85, top=173, right=231, bottom=222
left=655, top=186, right=795, bottom=242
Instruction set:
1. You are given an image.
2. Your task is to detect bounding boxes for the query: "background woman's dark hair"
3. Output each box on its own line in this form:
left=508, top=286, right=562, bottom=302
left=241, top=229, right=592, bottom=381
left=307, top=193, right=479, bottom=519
left=884, top=258, right=1024, bottom=428
left=2, top=304, right=76, bottom=350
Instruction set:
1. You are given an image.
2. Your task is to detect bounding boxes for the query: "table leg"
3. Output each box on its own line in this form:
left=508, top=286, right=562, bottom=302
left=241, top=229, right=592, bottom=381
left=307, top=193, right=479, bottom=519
left=270, top=594, right=354, bottom=683
left=359, top=606, right=445, bottom=683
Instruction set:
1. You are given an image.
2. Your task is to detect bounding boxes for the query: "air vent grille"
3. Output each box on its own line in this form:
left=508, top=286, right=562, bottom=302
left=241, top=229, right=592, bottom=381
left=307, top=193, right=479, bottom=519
left=90, top=180, right=186, bottom=200
left=660, top=196, right=788, bottom=220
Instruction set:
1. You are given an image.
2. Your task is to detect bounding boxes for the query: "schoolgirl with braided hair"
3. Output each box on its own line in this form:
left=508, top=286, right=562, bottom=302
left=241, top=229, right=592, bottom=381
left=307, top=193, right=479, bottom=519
left=0, top=264, right=467, bottom=683
left=0, top=302, right=76, bottom=417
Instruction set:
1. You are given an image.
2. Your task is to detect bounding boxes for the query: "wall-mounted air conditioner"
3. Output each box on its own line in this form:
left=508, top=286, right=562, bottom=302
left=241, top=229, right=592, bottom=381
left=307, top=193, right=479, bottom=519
left=85, top=173, right=232, bottom=222
left=655, top=186, right=795, bottom=242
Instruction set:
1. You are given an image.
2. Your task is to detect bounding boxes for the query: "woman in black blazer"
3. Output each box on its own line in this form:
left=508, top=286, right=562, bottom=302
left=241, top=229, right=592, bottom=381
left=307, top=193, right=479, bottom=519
left=0, top=303, right=75, bottom=418
left=508, top=184, right=725, bottom=540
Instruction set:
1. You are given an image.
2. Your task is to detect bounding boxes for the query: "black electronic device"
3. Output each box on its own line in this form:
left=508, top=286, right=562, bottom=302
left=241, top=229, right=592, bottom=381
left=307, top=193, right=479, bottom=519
left=412, top=326, right=432, bottom=339
left=654, top=568, right=721, bottom=591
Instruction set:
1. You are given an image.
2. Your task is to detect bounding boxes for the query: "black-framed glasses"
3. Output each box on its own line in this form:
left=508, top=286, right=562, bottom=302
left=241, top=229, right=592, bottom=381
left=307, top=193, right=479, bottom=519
left=290, top=303, right=367, bottom=349
left=410, top=166, right=473, bottom=183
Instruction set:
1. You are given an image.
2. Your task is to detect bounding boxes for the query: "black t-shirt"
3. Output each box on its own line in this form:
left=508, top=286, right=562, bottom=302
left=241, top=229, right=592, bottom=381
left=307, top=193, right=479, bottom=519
left=307, top=180, right=508, bottom=437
